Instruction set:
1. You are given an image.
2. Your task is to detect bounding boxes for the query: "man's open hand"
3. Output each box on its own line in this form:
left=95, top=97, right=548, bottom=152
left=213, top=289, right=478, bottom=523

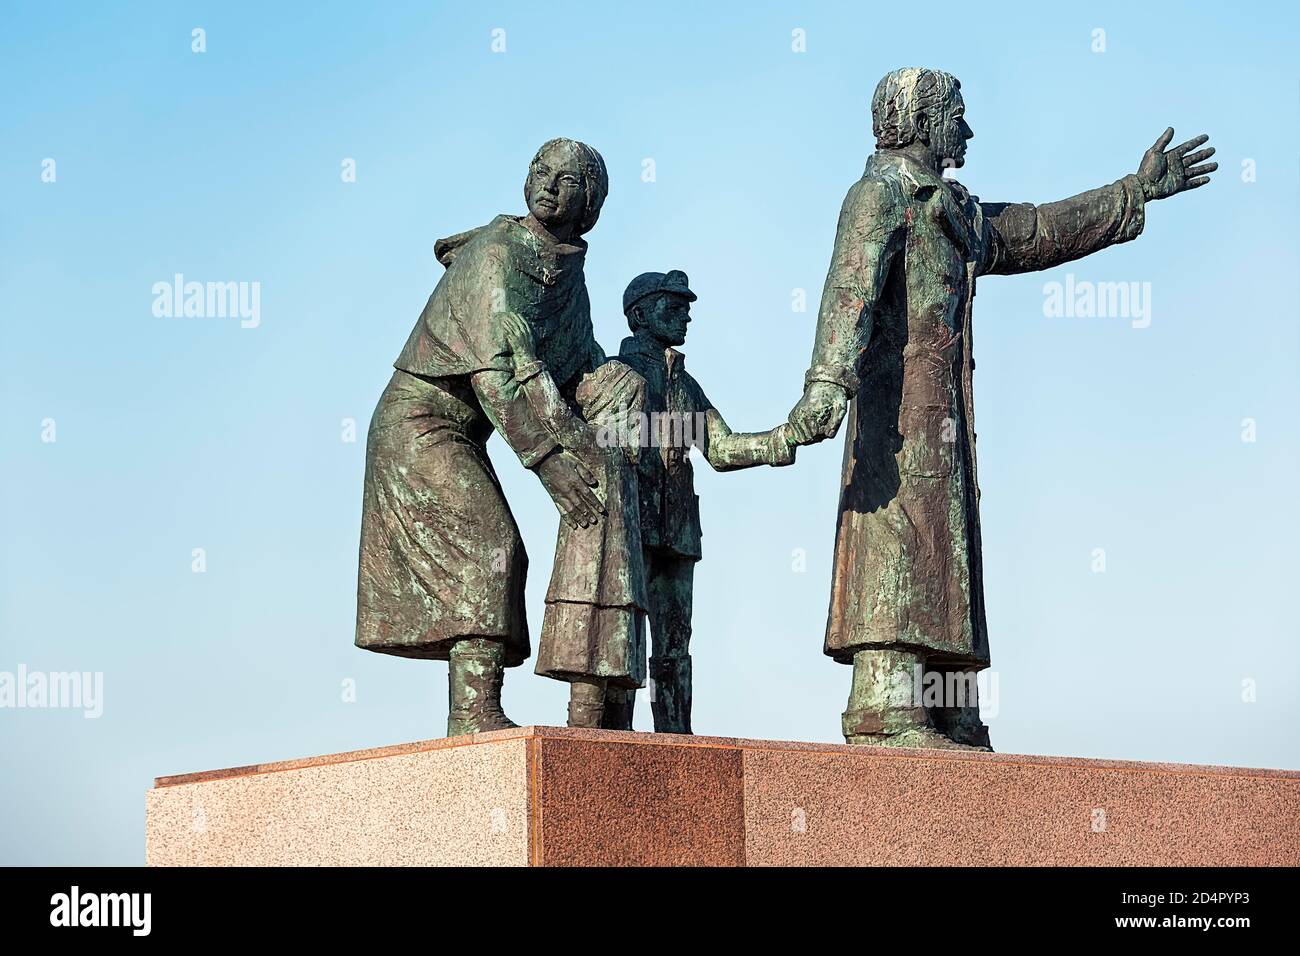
left=1137, top=128, right=1217, bottom=201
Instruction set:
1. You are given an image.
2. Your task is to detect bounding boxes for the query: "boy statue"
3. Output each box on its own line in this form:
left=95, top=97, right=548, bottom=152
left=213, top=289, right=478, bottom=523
left=611, top=270, right=798, bottom=733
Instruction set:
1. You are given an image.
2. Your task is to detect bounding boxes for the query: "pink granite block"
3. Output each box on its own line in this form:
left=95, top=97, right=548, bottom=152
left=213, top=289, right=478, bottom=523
left=146, top=728, right=1300, bottom=866
left=532, top=734, right=744, bottom=866
left=147, top=732, right=531, bottom=866
left=740, top=745, right=1300, bottom=866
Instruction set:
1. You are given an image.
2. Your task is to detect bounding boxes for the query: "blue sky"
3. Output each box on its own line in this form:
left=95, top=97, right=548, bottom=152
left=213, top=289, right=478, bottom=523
left=2, top=1, right=1298, bottom=864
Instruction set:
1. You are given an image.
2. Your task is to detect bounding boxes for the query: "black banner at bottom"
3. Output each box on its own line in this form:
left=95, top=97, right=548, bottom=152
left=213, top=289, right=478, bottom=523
left=0, top=865, right=1289, bottom=940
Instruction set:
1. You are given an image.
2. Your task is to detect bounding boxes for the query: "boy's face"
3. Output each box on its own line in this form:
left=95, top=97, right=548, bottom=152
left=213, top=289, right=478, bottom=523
left=636, top=293, right=693, bottom=347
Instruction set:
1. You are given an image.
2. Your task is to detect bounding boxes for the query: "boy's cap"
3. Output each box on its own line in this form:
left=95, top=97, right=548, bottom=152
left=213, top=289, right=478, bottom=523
left=622, top=270, right=697, bottom=315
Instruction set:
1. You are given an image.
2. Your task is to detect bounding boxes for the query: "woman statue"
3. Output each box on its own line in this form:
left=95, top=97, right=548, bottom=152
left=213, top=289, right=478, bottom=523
left=355, top=139, right=647, bottom=735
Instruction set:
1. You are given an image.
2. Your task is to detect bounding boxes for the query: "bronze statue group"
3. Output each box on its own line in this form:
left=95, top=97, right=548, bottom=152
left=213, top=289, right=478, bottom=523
left=355, top=68, right=1215, bottom=751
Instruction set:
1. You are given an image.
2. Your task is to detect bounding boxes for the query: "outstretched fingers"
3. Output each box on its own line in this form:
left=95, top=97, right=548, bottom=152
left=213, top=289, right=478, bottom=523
left=1174, top=133, right=1210, bottom=156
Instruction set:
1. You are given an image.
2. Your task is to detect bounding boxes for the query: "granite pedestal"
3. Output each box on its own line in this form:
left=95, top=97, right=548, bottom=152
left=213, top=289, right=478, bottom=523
left=146, top=727, right=1299, bottom=866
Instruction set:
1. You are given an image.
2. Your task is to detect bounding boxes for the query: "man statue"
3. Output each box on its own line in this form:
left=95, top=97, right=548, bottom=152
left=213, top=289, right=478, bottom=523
left=786, top=68, right=1216, bottom=750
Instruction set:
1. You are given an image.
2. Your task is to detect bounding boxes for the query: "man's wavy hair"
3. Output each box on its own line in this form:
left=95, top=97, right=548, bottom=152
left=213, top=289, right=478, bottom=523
left=526, top=138, right=609, bottom=236
left=871, top=68, right=961, bottom=150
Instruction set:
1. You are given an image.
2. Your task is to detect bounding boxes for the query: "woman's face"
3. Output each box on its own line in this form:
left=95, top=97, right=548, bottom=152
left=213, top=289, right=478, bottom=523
left=525, top=144, right=587, bottom=232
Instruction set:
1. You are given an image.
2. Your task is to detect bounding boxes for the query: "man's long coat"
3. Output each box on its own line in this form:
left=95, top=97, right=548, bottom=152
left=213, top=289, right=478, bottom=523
left=809, top=151, right=1146, bottom=666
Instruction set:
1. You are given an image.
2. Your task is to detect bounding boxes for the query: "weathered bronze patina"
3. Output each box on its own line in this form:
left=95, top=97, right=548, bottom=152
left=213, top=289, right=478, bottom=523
left=354, top=74, right=1214, bottom=750
left=787, top=68, right=1216, bottom=750
left=355, top=139, right=649, bottom=735
left=613, top=270, right=796, bottom=733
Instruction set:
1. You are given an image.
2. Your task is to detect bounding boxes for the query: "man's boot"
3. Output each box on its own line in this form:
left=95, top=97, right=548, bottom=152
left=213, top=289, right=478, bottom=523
left=601, top=686, right=635, bottom=730
left=927, top=666, right=994, bottom=751
left=568, top=679, right=607, bottom=729
left=842, top=647, right=984, bottom=750
left=446, top=638, right=518, bottom=737
left=649, top=653, right=692, bottom=734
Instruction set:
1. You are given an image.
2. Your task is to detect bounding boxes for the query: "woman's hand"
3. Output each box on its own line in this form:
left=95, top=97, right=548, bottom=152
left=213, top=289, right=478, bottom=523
left=536, top=449, right=605, bottom=529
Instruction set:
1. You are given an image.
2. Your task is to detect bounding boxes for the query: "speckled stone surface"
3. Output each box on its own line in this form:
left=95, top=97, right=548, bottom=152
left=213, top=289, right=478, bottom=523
left=531, top=735, right=744, bottom=865
left=146, top=732, right=530, bottom=866
left=742, top=746, right=1300, bottom=866
left=147, top=728, right=1300, bottom=866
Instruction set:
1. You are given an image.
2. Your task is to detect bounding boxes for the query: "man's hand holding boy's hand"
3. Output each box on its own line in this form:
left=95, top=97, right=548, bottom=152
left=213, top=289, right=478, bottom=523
left=769, top=424, right=798, bottom=467
left=788, top=380, right=849, bottom=445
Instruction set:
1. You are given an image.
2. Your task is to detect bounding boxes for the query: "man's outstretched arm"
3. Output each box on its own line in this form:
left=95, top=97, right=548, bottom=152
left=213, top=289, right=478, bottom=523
left=981, top=129, right=1215, bottom=276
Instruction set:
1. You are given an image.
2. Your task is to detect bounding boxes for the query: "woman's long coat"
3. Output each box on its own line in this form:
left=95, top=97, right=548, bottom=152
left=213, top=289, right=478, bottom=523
left=355, top=214, right=617, bottom=667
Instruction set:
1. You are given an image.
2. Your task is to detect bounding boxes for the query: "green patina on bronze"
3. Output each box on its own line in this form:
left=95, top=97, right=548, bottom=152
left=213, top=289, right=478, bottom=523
left=355, top=138, right=651, bottom=735
left=354, top=71, right=1215, bottom=749
left=787, top=67, right=1216, bottom=750
left=608, top=270, right=796, bottom=733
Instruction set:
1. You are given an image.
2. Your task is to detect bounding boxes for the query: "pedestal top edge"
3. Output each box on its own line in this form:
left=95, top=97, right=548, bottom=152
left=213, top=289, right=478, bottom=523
left=151, top=725, right=1300, bottom=789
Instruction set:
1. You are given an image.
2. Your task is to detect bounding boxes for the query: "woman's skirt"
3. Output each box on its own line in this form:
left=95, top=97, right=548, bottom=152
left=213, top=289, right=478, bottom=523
left=355, top=370, right=530, bottom=665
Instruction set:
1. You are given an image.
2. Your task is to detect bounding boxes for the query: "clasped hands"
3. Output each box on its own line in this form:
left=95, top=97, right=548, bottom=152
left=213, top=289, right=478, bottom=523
left=786, top=379, right=850, bottom=446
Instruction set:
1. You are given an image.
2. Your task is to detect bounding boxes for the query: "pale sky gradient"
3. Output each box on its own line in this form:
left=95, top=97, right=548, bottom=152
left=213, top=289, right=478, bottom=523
left=2, top=1, right=1298, bottom=864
